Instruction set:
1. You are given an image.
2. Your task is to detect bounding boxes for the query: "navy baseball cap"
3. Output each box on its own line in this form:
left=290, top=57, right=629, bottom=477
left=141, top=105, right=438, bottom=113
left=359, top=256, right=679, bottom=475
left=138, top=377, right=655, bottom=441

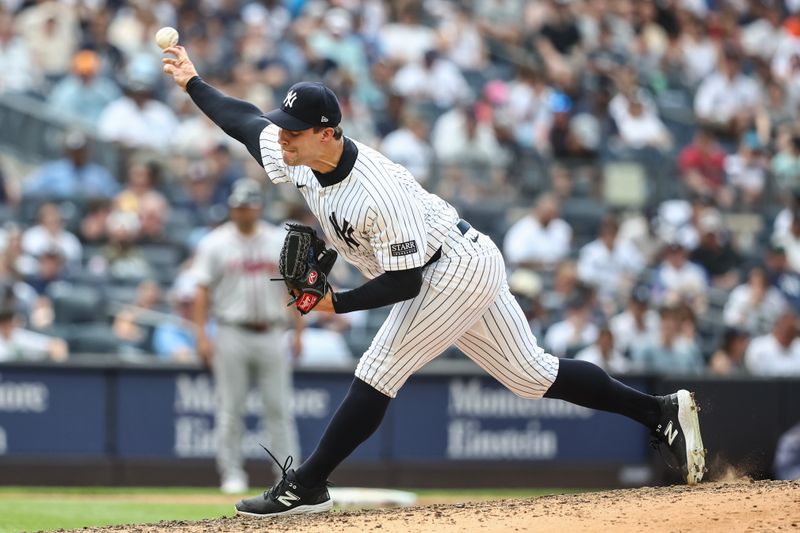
left=264, top=82, right=342, bottom=131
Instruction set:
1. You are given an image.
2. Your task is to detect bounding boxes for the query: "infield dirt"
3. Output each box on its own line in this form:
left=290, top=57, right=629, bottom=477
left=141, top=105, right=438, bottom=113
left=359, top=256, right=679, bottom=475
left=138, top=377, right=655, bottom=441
left=60, top=479, right=799, bottom=533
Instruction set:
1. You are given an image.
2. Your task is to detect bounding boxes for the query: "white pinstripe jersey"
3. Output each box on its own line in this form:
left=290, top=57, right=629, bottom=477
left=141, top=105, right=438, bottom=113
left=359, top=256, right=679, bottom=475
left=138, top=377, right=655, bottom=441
left=259, top=124, right=459, bottom=279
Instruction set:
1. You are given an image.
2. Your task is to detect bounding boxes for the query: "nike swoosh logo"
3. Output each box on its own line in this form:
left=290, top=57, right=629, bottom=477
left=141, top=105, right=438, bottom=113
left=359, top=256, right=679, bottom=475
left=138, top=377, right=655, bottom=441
left=471, top=235, right=478, bottom=243
left=296, top=184, right=306, bottom=189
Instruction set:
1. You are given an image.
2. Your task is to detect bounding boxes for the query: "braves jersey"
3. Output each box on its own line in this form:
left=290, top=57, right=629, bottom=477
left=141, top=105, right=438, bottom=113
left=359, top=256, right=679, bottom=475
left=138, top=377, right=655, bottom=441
left=259, top=124, right=459, bottom=279
left=191, top=220, right=287, bottom=324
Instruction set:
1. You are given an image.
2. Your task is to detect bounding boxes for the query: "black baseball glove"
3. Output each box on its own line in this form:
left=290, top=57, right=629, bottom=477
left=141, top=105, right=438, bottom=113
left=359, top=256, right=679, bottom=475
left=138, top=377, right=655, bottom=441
left=276, top=224, right=338, bottom=314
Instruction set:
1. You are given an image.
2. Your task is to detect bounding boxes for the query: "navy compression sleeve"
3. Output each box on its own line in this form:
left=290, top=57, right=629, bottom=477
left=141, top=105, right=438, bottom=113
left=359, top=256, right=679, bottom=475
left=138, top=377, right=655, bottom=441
left=185, top=76, right=268, bottom=164
left=333, top=267, right=423, bottom=313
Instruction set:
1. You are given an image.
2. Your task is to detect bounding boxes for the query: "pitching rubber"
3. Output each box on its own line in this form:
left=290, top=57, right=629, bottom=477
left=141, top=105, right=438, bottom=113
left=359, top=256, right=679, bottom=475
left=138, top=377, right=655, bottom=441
left=235, top=499, right=333, bottom=518
left=677, top=389, right=706, bottom=485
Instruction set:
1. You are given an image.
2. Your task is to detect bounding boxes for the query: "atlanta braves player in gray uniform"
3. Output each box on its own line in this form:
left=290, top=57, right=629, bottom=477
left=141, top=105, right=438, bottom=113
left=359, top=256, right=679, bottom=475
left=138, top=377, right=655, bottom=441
left=163, top=45, right=705, bottom=517
left=191, top=178, right=301, bottom=494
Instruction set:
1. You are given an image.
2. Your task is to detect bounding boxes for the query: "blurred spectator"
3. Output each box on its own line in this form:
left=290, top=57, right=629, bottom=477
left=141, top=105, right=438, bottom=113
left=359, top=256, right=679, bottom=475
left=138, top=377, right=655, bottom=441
left=137, top=192, right=169, bottom=244
left=114, top=161, right=166, bottom=214
left=0, top=307, right=67, bottom=362
left=97, top=66, right=179, bottom=150
left=205, top=144, right=244, bottom=205
left=503, top=192, right=572, bottom=269
left=431, top=104, right=510, bottom=197
left=548, top=93, right=599, bottom=160
left=745, top=311, right=800, bottom=376
left=652, top=241, right=708, bottom=313
left=576, top=213, right=645, bottom=308
left=765, top=244, right=800, bottom=313
left=741, top=3, right=782, bottom=61
left=474, top=0, right=524, bottom=64
left=21, top=202, right=82, bottom=271
left=678, top=128, right=729, bottom=206
left=654, top=196, right=708, bottom=252
left=111, top=279, right=164, bottom=354
left=675, top=13, right=718, bottom=87
left=506, top=67, right=555, bottom=151
left=631, top=305, right=704, bottom=374
left=379, top=108, right=434, bottom=185
left=723, top=266, right=788, bottom=336
left=0, top=162, right=20, bottom=207
left=15, top=0, right=80, bottom=84
left=724, top=132, right=768, bottom=207
left=611, top=94, right=672, bottom=152
left=585, top=22, right=629, bottom=93
left=574, top=327, right=630, bottom=374
left=307, top=8, right=376, bottom=104
left=688, top=209, right=741, bottom=290
left=392, top=49, right=472, bottom=109
left=153, top=274, right=199, bottom=363
left=543, top=294, right=598, bottom=358
left=0, top=230, right=38, bottom=321
left=79, top=199, right=113, bottom=244
left=378, top=4, right=436, bottom=64
left=756, top=80, right=794, bottom=140
left=772, top=132, right=800, bottom=194
left=0, top=9, right=38, bottom=95
left=708, top=327, right=750, bottom=376
left=508, top=268, right=545, bottom=339
left=24, top=247, right=66, bottom=296
left=80, top=7, right=125, bottom=81
left=773, top=208, right=800, bottom=273
left=541, top=259, right=579, bottom=315
left=609, top=285, right=660, bottom=357
left=436, top=3, right=488, bottom=71
left=694, top=44, right=762, bottom=139
left=48, top=50, right=121, bottom=127
left=22, top=131, right=119, bottom=200
left=87, top=210, right=153, bottom=281
left=533, top=0, right=583, bottom=78
left=774, top=421, right=800, bottom=480
left=173, top=161, right=227, bottom=227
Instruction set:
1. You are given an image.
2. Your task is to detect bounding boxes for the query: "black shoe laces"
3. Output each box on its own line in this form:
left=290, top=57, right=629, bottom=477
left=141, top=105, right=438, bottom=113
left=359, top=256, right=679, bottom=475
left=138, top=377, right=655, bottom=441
left=259, top=444, right=294, bottom=501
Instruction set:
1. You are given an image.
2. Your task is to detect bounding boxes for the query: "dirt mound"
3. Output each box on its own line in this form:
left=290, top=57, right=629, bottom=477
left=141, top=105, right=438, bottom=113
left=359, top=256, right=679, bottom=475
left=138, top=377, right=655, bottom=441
left=62, top=479, right=800, bottom=533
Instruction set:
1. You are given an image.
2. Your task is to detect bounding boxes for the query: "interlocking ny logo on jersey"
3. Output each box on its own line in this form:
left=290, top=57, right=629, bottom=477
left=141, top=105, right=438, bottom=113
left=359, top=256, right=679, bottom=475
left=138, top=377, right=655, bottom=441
left=283, top=90, right=298, bottom=108
left=329, top=212, right=360, bottom=250
left=277, top=490, right=300, bottom=507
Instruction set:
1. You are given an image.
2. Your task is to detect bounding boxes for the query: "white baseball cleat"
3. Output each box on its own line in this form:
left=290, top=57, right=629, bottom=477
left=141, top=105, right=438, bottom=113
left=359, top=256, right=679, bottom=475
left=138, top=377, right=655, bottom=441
left=652, top=389, right=707, bottom=485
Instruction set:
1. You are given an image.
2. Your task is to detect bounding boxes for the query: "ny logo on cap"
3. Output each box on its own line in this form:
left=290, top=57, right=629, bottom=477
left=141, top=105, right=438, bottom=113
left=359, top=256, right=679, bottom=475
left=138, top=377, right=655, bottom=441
left=283, top=90, right=298, bottom=108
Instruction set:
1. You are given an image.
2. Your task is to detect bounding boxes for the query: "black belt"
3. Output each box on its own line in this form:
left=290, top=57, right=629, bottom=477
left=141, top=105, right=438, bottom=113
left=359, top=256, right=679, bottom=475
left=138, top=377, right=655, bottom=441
left=221, top=321, right=271, bottom=333
left=424, top=219, right=472, bottom=267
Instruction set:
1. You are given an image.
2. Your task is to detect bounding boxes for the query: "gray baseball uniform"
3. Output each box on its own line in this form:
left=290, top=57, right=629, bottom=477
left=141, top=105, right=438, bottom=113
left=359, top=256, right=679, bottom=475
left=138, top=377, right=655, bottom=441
left=192, top=218, right=300, bottom=485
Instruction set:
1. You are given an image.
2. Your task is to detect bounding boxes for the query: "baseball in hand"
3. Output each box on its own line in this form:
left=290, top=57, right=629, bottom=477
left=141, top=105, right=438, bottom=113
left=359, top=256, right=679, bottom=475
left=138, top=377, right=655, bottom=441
left=155, top=26, right=179, bottom=50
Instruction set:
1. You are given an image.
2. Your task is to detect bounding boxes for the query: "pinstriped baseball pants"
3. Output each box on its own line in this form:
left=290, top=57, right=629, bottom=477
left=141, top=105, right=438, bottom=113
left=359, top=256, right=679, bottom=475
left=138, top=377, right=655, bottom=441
left=356, top=225, right=560, bottom=398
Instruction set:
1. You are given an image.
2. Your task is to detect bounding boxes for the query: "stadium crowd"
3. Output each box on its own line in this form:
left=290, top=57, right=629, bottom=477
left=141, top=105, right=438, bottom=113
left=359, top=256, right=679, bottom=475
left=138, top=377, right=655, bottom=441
left=1, top=0, right=800, bottom=376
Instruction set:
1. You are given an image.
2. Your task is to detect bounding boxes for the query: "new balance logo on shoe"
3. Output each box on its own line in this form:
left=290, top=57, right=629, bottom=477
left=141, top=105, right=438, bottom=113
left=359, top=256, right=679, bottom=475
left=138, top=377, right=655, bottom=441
left=657, top=421, right=679, bottom=446
left=277, top=490, right=300, bottom=507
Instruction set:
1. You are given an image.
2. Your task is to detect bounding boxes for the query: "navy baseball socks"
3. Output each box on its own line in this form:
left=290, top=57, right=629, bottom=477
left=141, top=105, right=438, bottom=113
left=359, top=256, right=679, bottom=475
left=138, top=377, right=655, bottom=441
left=236, top=378, right=390, bottom=517
left=544, top=359, right=706, bottom=484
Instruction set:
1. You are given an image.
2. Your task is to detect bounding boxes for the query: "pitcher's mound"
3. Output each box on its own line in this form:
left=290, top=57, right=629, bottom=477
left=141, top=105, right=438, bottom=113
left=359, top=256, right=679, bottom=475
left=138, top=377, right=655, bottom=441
left=71, top=479, right=800, bottom=533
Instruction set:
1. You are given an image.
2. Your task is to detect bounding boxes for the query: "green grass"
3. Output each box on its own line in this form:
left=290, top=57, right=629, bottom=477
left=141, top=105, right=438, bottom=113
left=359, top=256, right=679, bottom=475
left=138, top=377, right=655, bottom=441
left=0, top=487, right=233, bottom=533
left=0, top=486, right=580, bottom=533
